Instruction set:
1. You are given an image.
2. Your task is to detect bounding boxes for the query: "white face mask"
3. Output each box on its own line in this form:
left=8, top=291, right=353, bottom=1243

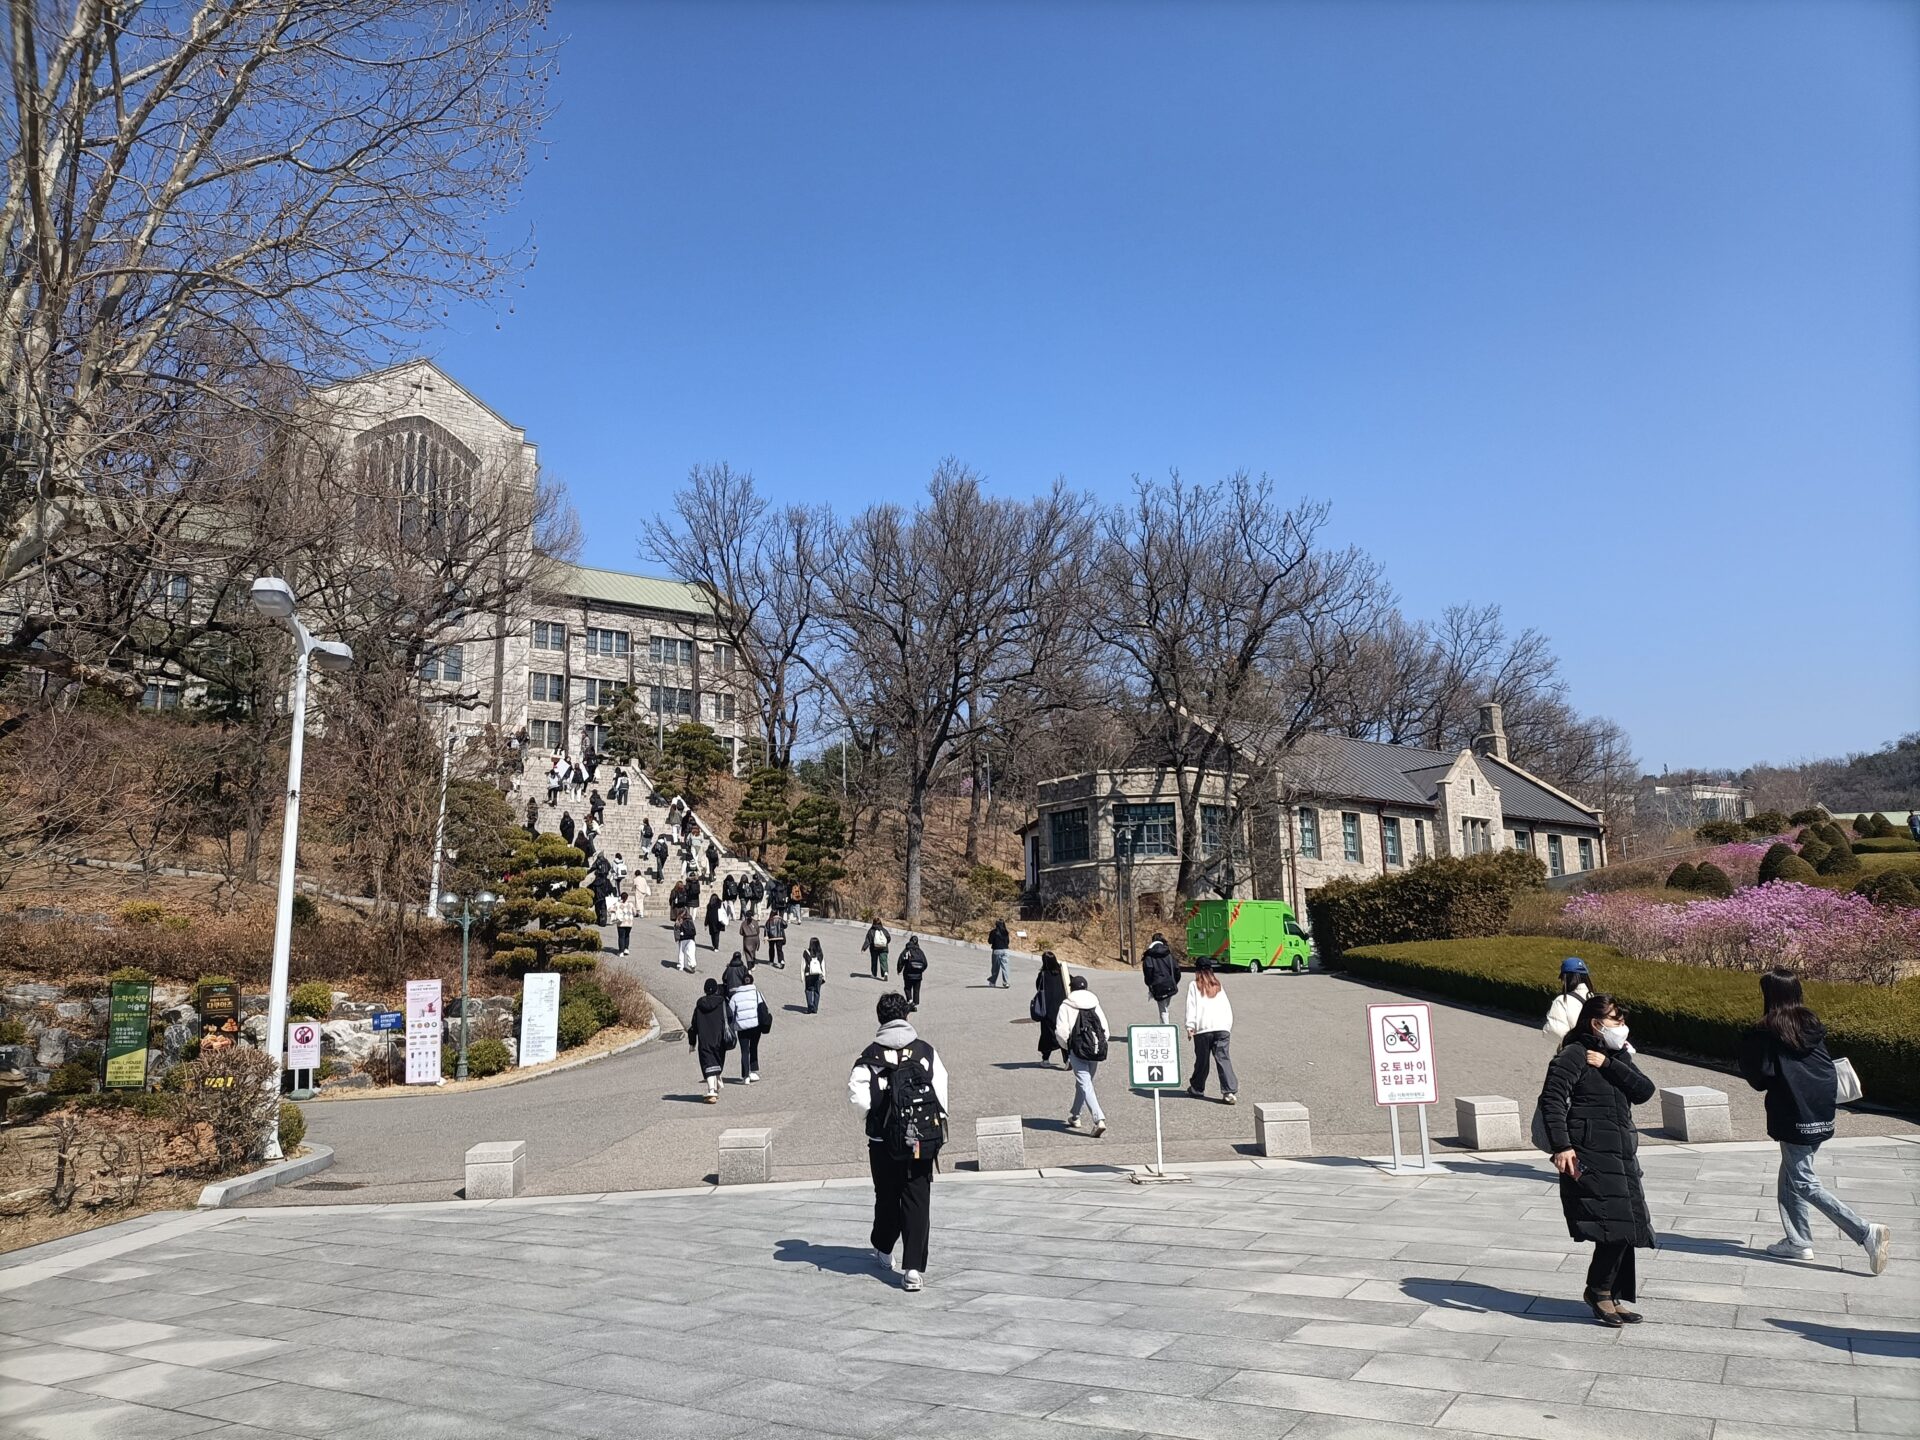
left=1599, top=1024, right=1630, bottom=1051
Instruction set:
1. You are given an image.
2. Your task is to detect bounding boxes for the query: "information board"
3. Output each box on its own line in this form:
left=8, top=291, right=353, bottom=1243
left=104, top=979, right=152, bottom=1090
left=520, top=972, right=561, bottom=1067
left=404, top=979, right=442, bottom=1085
left=199, top=982, right=240, bottom=1053
left=287, top=1020, right=322, bottom=1071
left=1127, top=1024, right=1182, bottom=1089
left=1367, top=1002, right=1438, bottom=1106
left=371, top=1010, right=403, bottom=1033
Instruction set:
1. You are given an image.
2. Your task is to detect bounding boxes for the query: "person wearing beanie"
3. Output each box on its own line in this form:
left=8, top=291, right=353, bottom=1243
left=1141, top=931, right=1180, bottom=1024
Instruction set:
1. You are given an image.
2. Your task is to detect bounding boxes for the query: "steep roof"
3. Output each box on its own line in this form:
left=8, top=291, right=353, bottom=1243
left=1288, top=735, right=1600, bottom=828
left=543, top=562, right=713, bottom=616
left=1477, top=754, right=1604, bottom=828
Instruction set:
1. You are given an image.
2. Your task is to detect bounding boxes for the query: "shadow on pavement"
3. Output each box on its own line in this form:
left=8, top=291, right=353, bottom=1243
left=774, top=1239, right=887, bottom=1279
left=1767, top=1318, right=1920, bottom=1355
left=1438, top=1159, right=1554, bottom=1181
left=1400, top=1278, right=1578, bottom=1322
left=1658, top=1236, right=1848, bottom=1273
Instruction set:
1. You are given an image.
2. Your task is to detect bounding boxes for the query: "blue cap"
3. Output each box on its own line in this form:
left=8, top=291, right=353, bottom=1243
left=1560, top=956, right=1589, bottom=974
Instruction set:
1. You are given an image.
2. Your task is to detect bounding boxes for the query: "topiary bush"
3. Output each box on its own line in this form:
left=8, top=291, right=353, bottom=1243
left=1817, top=846, right=1862, bottom=876
left=556, top=998, right=602, bottom=1051
left=1853, top=836, right=1920, bottom=854
left=287, top=982, right=335, bottom=1019
left=464, top=1036, right=512, bottom=1078
left=278, top=1100, right=306, bottom=1152
left=1757, top=843, right=1798, bottom=886
left=1307, top=850, right=1546, bottom=961
left=1854, top=872, right=1920, bottom=910
left=1694, top=821, right=1746, bottom=845
left=1869, top=812, right=1895, bottom=839
left=1772, top=853, right=1820, bottom=883
left=1692, top=862, right=1733, bottom=898
left=1788, top=807, right=1827, bottom=826
left=1666, top=863, right=1700, bottom=892
left=1745, top=811, right=1791, bottom=837
left=1797, top=838, right=1831, bottom=869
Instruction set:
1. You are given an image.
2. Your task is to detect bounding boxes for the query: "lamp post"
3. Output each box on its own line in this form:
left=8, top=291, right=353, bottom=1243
left=1114, top=821, right=1137, bottom=967
left=440, top=890, right=498, bottom=1080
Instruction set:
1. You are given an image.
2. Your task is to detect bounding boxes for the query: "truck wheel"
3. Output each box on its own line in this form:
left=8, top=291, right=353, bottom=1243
left=1293, top=958, right=1307, bottom=974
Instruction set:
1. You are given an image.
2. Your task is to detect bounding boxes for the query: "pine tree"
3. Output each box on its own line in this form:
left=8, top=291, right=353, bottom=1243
left=658, top=722, right=727, bottom=803
left=779, top=795, right=849, bottom=908
left=730, top=766, right=791, bottom=863
left=597, top=686, right=660, bottom=768
left=489, top=833, right=601, bottom=976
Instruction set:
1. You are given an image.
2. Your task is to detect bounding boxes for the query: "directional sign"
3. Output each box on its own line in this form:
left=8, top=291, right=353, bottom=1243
left=371, top=1011, right=403, bottom=1033
left=1367, top=1002, right=1438, bottom=1106
left=287, top=1020, right=321, bottom=1070
left=1127, top=1024, right=1182, bottom=1089
left=520, top=973, right=561, bottom=1067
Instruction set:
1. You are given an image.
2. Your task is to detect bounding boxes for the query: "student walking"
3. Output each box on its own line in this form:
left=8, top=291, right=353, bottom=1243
left=898, top=936, right=929, bottom=1011
left=741, top=912, right=763, bottom=968
left=764, top=911, right=787, bottom=968
left=1544, top=957, right=1593, bottom=1045
left=986, top=918, right=1011, bottom=987
left=630, top=874, right=649, bottom=919
left=652, top=837, right=670, bottom=880
left=588, top=787, right=606, bottom=824
left=863, top=919, right=892, bottom=981
left=1142, top=931, right=1180, bottom=1023
left=705, top=893, right=725, bottom=952
left=1055, top=974, right=1111, bottom=1136
left=849, top=993, right=950, bottom=1293
left=706, top=839, right=721, bottom=877
left=1184, top=959, right=1238, bottom=1103
left=609, top=891, right=634, bottom=956
left=802, top=938, right=826, bottom=1013
left=524, top=796, right=540, bottom=835
left=727, top=963, right=767, bottom=1083
left=1740, top=968, right=1892, bottom=1274
left=675, top=910, right=698, bottom=972
left=1033, top=951, right=1069, bottom=1066
left=688, top=978, right=732, bottom=1102
left=1538, top=993, right=1658, bottom=1326
left=546, top=766, right=562, bottom=805
left=558, top=811, right=576, bottom=845
left=747, top=874, right=765, bottom=917
left=613, top=766, right=631, bottom=805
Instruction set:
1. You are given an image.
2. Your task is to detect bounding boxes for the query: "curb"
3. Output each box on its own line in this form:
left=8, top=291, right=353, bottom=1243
left=197, top=1144, right=335, bottom=1208
left=305, top=1015, right=661, bottom=1105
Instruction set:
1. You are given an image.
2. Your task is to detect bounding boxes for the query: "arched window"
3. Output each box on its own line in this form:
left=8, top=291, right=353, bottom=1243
left=355, top=417, right=478, bottom=549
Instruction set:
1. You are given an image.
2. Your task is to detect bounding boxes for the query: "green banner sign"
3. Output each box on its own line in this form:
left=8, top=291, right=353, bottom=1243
left=104, top=979, right=153, bottom=1090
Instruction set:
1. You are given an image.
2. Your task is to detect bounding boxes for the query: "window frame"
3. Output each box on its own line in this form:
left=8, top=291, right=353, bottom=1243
left=530, top=671, right=566, bottom=704
left=532, top=620, right=567, bottom=652
left=584, top=626, right=629, bottom=659
left=1382, top=816, right=1402, bottom=867
left=1341, top=812, right=1362, bottom=864
left=1116, top=801, right=1176, bottom=858
left=1049, top=807, right=1091, bottom=864
left=1548, top=834, right=1565, bottom=877
left=1298, top=807, right=1321, bottom=860
left=1578, top=837, right=1595, bottom=871
left=1511, top=828, right=1533, bottom=856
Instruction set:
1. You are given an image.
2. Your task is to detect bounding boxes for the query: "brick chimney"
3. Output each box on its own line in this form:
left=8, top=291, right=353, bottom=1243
left=1473, top=702, right=1508, bottom=761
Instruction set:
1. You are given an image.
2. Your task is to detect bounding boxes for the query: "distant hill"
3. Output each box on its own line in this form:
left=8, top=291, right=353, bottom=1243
left=1817, top=733, right=1920, bottom=812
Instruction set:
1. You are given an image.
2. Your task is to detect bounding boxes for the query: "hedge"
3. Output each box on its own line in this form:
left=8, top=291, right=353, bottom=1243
left=1854, top=837, right=1920, bottom=855
left=1306, top=850, right=1546, bottom=959
left=1335, top=935, right=1920, bottom=1108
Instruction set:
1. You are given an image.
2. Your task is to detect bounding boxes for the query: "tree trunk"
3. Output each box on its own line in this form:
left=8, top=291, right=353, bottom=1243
left=964, top=748, right=985, bottom=865
left=903, top=794, right=925, bottom=923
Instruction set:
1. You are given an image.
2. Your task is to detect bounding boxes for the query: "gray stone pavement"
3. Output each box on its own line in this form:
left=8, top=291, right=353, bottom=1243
left=1, top=1137, right=1915, bottom=1438
left=264, top=914, right=1919, bottom=1205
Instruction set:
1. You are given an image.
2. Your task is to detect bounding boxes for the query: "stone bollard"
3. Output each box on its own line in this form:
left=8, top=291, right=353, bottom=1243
left=1454, top=1095, right=1523, bottom=1151
left=1660, top=1086, right=1733, bottom=1142
left=1255, top=1102, right=1311, bottom=1157
left=718, top=1127, right=772, bottom=1185
left=976, top=1115, right=1026, bottom=1171
left=464, top=1141, right=526, bottom=1200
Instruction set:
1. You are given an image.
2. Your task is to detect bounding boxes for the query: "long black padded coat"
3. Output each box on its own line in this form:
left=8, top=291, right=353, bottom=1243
left=1538, top=1034, right=1657, bottom=1247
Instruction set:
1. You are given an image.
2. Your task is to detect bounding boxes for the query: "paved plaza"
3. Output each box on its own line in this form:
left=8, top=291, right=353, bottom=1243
left=1, top=1136, right=1915, bottom=1438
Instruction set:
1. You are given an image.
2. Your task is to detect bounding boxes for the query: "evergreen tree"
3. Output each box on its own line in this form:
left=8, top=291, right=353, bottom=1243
left=1787, top=808, right=1826, bottom=827
left=779, top=795, right=849, bottom=908
left=489, top=833, right=601, bottom=976
left=658, top=722, right=728, bottom=803
left=1666, top=862, right=1700, bottom=891
left=1773, top=853, right=1819, bottom=883
left=596, top=686, right=660, bottom=768
left=730, top=766, right=791, bottom=863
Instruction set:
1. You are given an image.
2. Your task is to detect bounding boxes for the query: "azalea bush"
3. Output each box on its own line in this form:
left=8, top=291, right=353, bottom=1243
left=1559, top=881, right=1920, bottom=985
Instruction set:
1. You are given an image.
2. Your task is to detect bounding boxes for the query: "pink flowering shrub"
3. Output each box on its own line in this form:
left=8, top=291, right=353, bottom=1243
left=1560, top=882, right=1920, bottom=984
left=1698, top=841, right=1781, bottom=890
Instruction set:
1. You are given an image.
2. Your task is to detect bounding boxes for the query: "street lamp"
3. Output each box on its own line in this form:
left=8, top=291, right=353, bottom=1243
left=251, top=576, right=353, bottom=1160
left=439, top=891, right=498, bottom=1079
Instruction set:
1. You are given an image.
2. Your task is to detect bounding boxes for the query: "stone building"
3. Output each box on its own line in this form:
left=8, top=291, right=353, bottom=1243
left=1022, top=704, right=1608, bottom=916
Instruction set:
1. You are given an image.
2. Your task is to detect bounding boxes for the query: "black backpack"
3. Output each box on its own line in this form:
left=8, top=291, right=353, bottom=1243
left=1068, top=1005, right=1109, bottom=1062
left=866, top=1041, right=947, bottom=1161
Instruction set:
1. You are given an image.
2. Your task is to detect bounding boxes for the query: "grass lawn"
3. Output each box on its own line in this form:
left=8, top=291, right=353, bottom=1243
left=1857, top=850, right=1920, bottom=875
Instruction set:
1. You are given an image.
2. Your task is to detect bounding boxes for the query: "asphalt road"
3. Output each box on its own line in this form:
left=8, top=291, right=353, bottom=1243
left=256, top=913, right=1920, bottom=1206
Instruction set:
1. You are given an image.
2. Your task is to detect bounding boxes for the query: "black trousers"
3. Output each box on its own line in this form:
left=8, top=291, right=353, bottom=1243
left=738, top=1028, right=761, bottom=1079
left=1585, top=1241, right=1638, bottom=1302
left=768, top=938, right=786, bottom=967
left=903, top=974, right=922, bottom=1008
left=616, top=925, right=631, bottom=952
left=805, top=977, right=822, bottom=1012
left=868, top=1146, right=935, bottom=1274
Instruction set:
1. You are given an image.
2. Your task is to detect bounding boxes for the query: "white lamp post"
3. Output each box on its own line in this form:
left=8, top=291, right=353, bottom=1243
left=251, top=577, right=353, bottom=1160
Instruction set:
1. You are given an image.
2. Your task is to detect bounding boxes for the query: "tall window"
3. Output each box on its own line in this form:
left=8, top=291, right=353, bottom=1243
left=582, top=677, right=626, bottom=709
left=529, top=718, right=564, bottom=750
left=710, top=692, right=737, bottom=722
left=650, top=635, right=694, bottom=666
left=419, top=645, right=464, bottom=682
left=648, top=684, right=694, bottom=716
left=1511, top=828, right=1533, bottom=856
left=532, top=621, right=567, bottom=652
left=1049, top=807, right=1090, bottom=864
left=1201, top=804, right=1232, bottom=857
left=583, top=722, right=609, bottom=755
left=355, top=417, right=477, bottom=549
left=1548, top=835, right=1565, bottom=877
left=1342, top=813, right=1362, bottom=863
left=712, top=643, right=736, bottom=673
left=1382, top=816, right=1402, bottom=867
left=1298, top=808, right=1320, bottom=860
left=1578, top=837, right=1595, bottom=871
left=1117, top=802, right=1176, bottom=857
left=530, top=672, right=566, bottom=704
left=584, top=626, right=629, bottom=658
left=141, top=681, right=181, bottom=711
left=1461, top=818, right=1492, bottom=854
left=1414, top=818, right=1428, bottom=859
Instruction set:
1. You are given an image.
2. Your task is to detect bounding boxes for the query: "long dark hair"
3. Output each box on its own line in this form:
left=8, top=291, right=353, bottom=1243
left=1564, top=991, right=1624, bottom=1045
left=1759, top=967, right=1816, bottom=1050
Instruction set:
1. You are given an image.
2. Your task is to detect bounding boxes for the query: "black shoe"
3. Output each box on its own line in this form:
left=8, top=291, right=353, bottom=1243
left=1584, top=1289, right=1625, bottom=1328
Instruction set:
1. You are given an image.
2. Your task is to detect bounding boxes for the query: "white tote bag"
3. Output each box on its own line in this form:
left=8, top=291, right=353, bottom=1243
left=1833, top=1057, right=1864, bottom=1105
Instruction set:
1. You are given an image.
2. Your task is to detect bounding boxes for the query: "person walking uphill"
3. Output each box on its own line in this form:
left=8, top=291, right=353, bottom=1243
left=802, top=937, right=827, bottom=1013
left=705, top=892, right=726, bottom=952
left=898, top=936, right=929, bottom=1011
left=1543, top=957, right=1593, bottom=1045
left=608, top=890, right=634, bottom=957
left=862, top=919, right=892, bottom=981
left=1142, top=931, right=1180, bottom=1024
left=1184, top=959, right=1238, bottom=1103
left=764, top=911, right=788, bottom=968
left=688, top=979, right=732, bottom=1103
left=727, top=961, right=769, bottom=1084
left=849, top=993, right=949, bottom=1293
left=1033, top=951, right=1068, bottom=1066
left=987, top=919, right=1011, bottom=988
left=740, top=912, right=763, bottom=968
left=1740, top=968, right=1892, bottom=1274
left=1538, top=993, right=1658, bottom=1326
left=674, top=908, right=698, bottom=973
left=1055, top=975, right=1111, bottom=1137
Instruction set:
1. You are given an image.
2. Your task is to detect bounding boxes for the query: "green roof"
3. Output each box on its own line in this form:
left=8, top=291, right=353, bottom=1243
left=542, top=561, right=714, bottom=616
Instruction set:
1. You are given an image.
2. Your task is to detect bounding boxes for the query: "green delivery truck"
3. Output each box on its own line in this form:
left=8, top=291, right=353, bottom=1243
left=1183, top=899, right=1313, bottom=974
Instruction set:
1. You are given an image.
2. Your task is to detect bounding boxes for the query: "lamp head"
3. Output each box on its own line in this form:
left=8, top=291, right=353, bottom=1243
left=311, top=640, right=354, bottom=673
left=475, top=891, right=499, bottom=913
left=249, top=576, right=296, bottom=622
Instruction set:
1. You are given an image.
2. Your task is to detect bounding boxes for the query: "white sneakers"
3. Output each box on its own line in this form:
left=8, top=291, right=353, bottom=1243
left=874, top=1248, right=903, bottom=1275
left=1866, top=1224, right=1892, bottom=1277
left=902, top=1270, right=924, bottom=1292
left=1765, top=1238, right=1814, bottom=1260
left=1092, top=1120, right=1108, bottom=1138
left=1065, top=1115, right=1082, bottom=1130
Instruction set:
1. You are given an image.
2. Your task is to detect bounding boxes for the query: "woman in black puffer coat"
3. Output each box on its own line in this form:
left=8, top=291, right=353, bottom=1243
left=1538, top=992, right=1657, bottom=1326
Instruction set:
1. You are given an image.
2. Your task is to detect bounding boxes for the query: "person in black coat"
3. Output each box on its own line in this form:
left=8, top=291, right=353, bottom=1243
left=898, top=936, right=929, bottom=1012
left=987, top=918, right=1011, bottom=988
left=1739, top=967, right=1891, bottom=1273
left=558, top=811, right=576, bottom=845
left=1034, top=951, right=1069, bottom=1066
left=1538, top=992, right=1657, bottom=1326
left=688, top=978, right=731, bottom=1102
left=704, top=893, right=725, bottom=951
left=1141, top=932, right=1180, bottom=1023
left=524, top=797, right=539, bottom=837
left=722, top=873, right=739, bottom=905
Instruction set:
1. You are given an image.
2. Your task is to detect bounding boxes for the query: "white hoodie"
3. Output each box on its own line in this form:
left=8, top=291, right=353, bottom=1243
left=1543, top=983, right=1590, bottom=1044
left=1054, top=988, right=1111, bottom=1053
left=1185, top=978, right=1233, bottom=1035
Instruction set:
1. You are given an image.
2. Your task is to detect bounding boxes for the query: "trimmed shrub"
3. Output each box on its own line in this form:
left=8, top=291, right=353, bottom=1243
left=287, top=982, right=335, bottom=1019
left=1773, top=853, right=1819, bottom=883
left=119, top=900, right=170, bottom=926
left=1796, top=838, right=1831, bottom=869
left=1746, top=811, right=1791, bottom=837
left=1757, top=843, right=1798, bottom=886
left=1869, top=812, right=1894, bottom=838
left=1854, top=872, right=1920, bottom=910
left=1788, top=808, right=1827, bottom=826
left=1818, top=822, right=1853, bottom=854
left=1308, top=850, right=1545, bottom=961
left=562, top=977, right=621, bottom=1031
left=278, top=1100, right=306, bottom=1152
left=1692, top=863, right=1733, bottom=898
left=49, top=1058, right=98, bottom=1095
left=464, top=1036, right=512, bottom=1078
left=1666, top=863, right=1700, bottom=892
left=1340, top=936, right=1920, bottom=1107
left=556, top=998, right=602, bottom=1051
left=1817, top=846, right=1862, bottom=876
left=1694, top=820, right=1747, bottom=845
left=1854, top=836, right=1920, bottom=854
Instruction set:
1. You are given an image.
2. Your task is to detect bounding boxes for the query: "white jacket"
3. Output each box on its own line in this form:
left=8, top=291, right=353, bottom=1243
left=1543, top=985, right=1590, bottom=1044
left=1185, top=980, right=1233, bottom=1035
left=849, top=1021, right=950, bottom=1114
left=1053, top=989, right=1111, bottom=1052
left=608, top=897, right=633, bottom=926
left=728, top=984, right=762, bottom=1032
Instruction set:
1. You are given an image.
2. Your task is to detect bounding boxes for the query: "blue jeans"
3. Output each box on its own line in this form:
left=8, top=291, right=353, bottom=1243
left=989, top=949, right=1009, bottom=986
left=1069, top=1057, right=1104, bottom=1123
left=1779, top=1142, right=1869, bottom=1247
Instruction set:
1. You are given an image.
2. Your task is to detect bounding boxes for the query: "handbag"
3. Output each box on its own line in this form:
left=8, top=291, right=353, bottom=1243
left=1834, top=1056, right=1864, bottom=1105
left=757, top=999, right=773, bottom=1036
left=1029, top=991, right=1046, bottom=1023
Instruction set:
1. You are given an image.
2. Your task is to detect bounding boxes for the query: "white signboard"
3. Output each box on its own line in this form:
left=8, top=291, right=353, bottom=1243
left=1127, top=1024, right=1182, bottom=1089
left=286, top=1020, right=322, bottom=1071
left=520, top=972, right=561, bottom=1068
left=404, top=979, right=443, bottom=1085
left=1367, top=1002, right=1438, bottom=1106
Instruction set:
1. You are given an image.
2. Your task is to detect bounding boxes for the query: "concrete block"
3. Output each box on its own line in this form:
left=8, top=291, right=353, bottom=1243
left=718, top=1127, right=772, bottom=1186
left=976, top=1115, right=1026, bottom=1171
left=1455, top=1095, right=1523, bottom=1151
left=1255, top=1101, right=1312, bottom=1157
left=1660, top=1086, right=1732, bottom=1143
left=465, top=1140, right=526, bottom=1200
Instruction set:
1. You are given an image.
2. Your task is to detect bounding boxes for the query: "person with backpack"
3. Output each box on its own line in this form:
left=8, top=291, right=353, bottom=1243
left=862, top=919, right=892, bottom=981
left=706, top=839, right=722, bottom=878
left=898, top=936, right=929, bottom=1011
left=674, top=909, right=698, bottom=973
left=747, top=873, right=765, bottom=918
left=688, top=978, right=733, bottom=1102
left=1544, top=957, right=1593, bottom=1045
left=1033, top=951, right=1069, bottom=1066
left=652, top=836, right=670, bottom=880
left=1740, top=968, right=1892, bottom=1274
left=1141, top=931, right=1180, bottom=1023
left=524, top=796, right=540, bottom=837
left=705, top=892, right=726, bottom=952
left=849, top=992, right=949, bottom=1293
left=1538, top=992, right=1658, bottom=1326
left=558, top=811, right=576, bottom=846
left=588, top=787, right=606, bottom=824
left=1184, top=958, right=1238, bottom=1103
left=740, top=912, right=763, bottom=968
left=985, top=918, right=1011, bottom=988
left=727, top=960, right=768, bottom=1084
left=609, top=889, right=634, bottom=957
left=764, top=911, right=788, bottom=968
left=802, top=937, right=827, bottom=1012
left=1054, top=974, right=1111, bottom=1137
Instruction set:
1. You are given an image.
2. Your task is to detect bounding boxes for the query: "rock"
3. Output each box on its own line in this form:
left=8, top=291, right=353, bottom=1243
left=2, top=983, right=60, bottom=1008
left=502, top=1036, right=518, bottom=1066
left=160, top=1004, right=199, bottom=1027
left=161, top=1020, right=197, bottom=1057
left=35, top=1028, right=69, bottom=1067
left=0, top=1045, right=30, bottom=1072
left=327, top=1072, right=374, bottom=1090
left=154, top=985, right=189, bottom=1009
left=54, top=1002, right=91, bottom=1021
left=145, top=1049, right=171, bottom=1082
left=320, top=1019, right=380, bottom=1065
left=88, top=997, right=111, bottom=1020
left=241, top=1015, right=268, bottom=1044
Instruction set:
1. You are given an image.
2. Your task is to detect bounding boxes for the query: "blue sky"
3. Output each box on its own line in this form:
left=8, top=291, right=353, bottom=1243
left=430, top=0, right=1920, bottom=772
